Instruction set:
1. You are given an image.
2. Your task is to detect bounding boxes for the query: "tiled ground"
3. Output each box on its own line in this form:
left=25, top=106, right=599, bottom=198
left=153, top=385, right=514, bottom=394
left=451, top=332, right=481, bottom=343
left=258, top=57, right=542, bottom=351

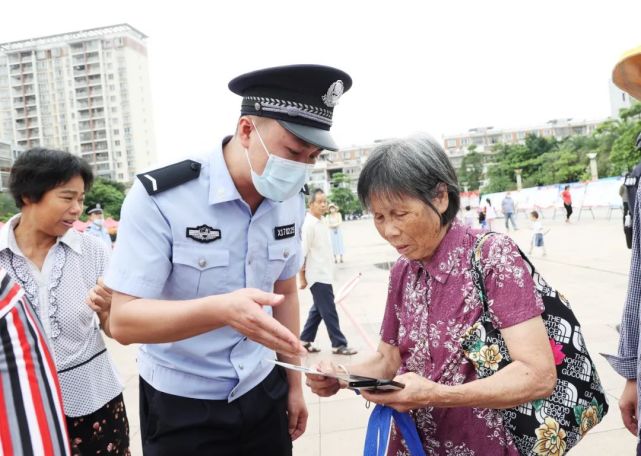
left=105, top=207, right=637, bottom=455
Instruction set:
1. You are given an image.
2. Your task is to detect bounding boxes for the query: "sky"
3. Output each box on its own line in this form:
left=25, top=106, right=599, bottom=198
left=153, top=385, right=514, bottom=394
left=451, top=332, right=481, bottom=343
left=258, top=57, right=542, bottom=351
left=1, top=1, right=641, bottom=161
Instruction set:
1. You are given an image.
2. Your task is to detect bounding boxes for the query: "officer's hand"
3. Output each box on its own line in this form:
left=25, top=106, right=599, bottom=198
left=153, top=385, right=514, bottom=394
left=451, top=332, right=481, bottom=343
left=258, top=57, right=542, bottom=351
left=86, top=277, right=113, bottom=314
left=299, top=273, right=307, bottom=290
left=620, top=378, right=638, bottom=435
left=225, top=289, right=306, bottom=358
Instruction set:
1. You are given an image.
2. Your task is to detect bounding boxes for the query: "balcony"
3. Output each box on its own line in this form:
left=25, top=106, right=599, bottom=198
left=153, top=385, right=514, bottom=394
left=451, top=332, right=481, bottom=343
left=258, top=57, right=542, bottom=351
left=79, top=131, right=107, bottom=143
left=75, top=88, right=103, bottom=99
left=79, top=120, right=106, bottom=131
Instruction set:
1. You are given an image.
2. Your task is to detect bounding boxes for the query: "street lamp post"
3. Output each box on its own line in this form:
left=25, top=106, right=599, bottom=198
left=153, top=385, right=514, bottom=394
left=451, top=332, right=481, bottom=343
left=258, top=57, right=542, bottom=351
left=587, top=153, right=598, bottom=181
left=514, top=168, right=523, bottom=191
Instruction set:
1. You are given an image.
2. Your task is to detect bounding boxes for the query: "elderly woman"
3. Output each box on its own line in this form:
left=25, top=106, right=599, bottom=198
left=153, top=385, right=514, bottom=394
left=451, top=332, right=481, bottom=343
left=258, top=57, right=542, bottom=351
left=0, top=148, right=129, bottom=455
left=307, top=135, right=556, bottom=455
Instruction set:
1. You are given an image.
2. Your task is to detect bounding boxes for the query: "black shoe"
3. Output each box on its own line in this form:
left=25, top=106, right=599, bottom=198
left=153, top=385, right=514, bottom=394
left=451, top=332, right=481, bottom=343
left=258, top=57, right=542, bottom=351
left=302, top=341, right=321, bottom=353
left=332, top=346, right=357, bottom=355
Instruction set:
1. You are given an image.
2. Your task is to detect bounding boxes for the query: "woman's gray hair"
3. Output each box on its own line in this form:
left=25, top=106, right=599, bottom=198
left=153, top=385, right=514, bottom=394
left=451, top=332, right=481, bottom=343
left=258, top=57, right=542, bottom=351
left=357, top=134, right=460, bottom=226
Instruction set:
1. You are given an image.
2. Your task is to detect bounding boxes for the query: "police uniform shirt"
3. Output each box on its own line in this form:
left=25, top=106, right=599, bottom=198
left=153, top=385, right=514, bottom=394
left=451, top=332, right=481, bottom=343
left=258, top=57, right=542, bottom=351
left=85, top=221, right=112, bottom=247
left=104, top=137, right=305, bottom=401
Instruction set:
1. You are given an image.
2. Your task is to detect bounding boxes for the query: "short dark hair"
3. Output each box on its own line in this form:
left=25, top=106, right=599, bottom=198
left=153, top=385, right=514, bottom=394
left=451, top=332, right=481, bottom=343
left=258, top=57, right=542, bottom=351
left=530, top=210, right=539, bottom=219
left=308, top=188, right=324, bottom=205
left=357, top=134, right=460, bottom=226
left=9, top=148, right=94, bottom=208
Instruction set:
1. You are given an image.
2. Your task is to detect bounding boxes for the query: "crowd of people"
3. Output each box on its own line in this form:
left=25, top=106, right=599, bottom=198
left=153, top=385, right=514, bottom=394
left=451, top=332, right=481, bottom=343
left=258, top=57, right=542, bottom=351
left=2, top=48, right=641, bottom=456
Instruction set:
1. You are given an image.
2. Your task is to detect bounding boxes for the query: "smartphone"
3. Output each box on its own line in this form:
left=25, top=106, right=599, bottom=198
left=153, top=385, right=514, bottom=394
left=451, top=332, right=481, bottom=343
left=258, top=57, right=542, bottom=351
left=348, top=379, right=405, bottom=392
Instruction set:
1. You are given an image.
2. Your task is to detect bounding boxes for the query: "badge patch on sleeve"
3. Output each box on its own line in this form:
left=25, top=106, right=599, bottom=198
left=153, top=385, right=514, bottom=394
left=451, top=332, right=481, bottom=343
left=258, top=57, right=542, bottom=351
left=186, top=225, right=221, bottom=243
left=274, top=223, right=295, bottom=240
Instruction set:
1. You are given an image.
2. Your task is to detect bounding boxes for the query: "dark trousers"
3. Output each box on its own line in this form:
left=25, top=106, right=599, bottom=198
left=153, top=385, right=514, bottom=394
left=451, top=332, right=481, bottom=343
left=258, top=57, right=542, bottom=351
left=139, top=367, right=291, bottom=456
left=300, top=282, right=348, bottom=348
left=564, top=203, right=573, bottom=220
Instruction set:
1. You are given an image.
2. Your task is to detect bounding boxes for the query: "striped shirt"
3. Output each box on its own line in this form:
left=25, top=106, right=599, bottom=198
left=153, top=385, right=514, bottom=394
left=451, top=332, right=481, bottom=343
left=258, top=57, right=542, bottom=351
left=0, top=269, right=70, bottom=456
left=604, top=183, right=641, bottom=433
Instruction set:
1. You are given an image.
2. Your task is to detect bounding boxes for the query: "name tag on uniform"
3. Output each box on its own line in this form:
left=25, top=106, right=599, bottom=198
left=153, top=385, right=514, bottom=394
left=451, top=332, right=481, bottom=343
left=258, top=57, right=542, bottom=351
left=274, top=223, right=295, bottom=240
left=186, top=224, right=221, bottom=243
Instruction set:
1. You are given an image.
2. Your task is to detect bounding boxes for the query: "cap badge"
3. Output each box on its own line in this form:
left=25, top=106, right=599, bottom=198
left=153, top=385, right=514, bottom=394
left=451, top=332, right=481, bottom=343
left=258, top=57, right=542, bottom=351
left=322, top=80, right=344, bottom=107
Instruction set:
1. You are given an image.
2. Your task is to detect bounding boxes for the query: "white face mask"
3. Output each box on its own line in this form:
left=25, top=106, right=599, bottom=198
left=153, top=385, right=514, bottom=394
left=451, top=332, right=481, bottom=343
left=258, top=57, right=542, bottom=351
left=245, top=121, right=313, bottom=202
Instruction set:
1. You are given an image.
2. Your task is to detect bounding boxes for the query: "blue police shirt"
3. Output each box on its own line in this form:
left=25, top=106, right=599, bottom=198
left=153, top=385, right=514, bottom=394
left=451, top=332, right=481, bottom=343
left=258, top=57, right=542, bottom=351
left=104, top=137, right=305, bottom=401
left=85, top=222, right=112, bottom=247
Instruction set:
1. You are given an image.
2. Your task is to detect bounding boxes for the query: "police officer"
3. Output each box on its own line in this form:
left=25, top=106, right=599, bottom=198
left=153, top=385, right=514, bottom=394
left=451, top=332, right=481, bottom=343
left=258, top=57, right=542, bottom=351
left=103, top=65, right=352, bottom=455
left=84, top=202, right=112, bottom=246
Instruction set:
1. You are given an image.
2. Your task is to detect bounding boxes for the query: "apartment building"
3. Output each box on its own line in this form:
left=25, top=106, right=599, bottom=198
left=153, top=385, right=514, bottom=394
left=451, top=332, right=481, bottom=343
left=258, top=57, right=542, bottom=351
left=0, top=24, right=156, bottom=183
left=442, top=118, right=604, bottom=168
left=309, top=143, right=379, bottom=194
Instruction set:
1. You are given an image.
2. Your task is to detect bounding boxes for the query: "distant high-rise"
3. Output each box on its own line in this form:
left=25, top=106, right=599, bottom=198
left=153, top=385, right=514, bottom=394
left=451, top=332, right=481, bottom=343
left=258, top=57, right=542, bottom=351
left=0, top=24, right=156, bottom=183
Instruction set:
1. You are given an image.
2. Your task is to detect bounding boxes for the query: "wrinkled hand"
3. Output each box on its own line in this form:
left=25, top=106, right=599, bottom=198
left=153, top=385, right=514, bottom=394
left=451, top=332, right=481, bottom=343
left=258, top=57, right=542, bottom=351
left=86, top=277, right=112, bottom=314
left=225, top=288, right=306, bottom=358
left=287, top=388, right=308, bottom=441
left=619, top=379, right=638, bottom=435
left=305, top=359, right=346, bottom=397
left=360, top=372, right=437, bottom=413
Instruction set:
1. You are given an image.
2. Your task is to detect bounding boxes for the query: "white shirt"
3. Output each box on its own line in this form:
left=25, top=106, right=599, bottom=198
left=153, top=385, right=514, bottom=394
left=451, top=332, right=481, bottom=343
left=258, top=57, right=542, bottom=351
left=532, top=220, right=544, bottom=234
left=302, top=212, right=334, bottom=286
left=0, top=214, right=122, bottom=417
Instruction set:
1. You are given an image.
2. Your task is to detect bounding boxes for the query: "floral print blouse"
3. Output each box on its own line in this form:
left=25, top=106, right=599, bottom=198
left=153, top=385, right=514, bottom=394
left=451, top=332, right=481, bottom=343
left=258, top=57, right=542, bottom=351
left=381, top=221, right=544, bottom=456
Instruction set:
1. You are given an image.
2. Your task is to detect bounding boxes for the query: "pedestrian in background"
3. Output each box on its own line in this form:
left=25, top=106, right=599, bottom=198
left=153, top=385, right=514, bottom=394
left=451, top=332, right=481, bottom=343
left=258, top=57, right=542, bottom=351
left=84, top=203, right=112, bottom=247
left=327, top=203, right=345, bottom=263
left=484, top=198, right=497, bottom=230
left=528, top=210, right=548, bottom=256
left=501, top=192, right=518, bottom=231
left=561, top=185, right=573, bottom=223
left=300, top=189, right=357, bottom=356
left=463, top=205, right=475, bottom=227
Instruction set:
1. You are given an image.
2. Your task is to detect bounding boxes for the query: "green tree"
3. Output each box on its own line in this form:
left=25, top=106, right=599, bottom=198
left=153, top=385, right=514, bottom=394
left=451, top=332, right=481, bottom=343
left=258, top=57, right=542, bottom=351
left=84, top=179, right=126, bottom=219
left=457, top=145, right=485, bottom=191
left=328, top=172, right=361, bottom=216
left=608, top=120, right=641, bottom=175
left=0, top=192, right=18, bottom=222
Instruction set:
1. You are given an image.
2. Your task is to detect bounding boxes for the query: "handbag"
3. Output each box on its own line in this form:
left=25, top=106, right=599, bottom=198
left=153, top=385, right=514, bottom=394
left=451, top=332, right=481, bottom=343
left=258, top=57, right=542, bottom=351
left=364, top=405, right=426, bottom=456
left=460, top=232, right=608, bottom=455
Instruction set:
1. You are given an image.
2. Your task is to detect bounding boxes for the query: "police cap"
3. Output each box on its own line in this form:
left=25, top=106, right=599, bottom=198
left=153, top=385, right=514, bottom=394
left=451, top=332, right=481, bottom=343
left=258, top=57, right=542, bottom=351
left=228, top=64, right=352, bottom=151
left=86, top=202, right=104, bottom=215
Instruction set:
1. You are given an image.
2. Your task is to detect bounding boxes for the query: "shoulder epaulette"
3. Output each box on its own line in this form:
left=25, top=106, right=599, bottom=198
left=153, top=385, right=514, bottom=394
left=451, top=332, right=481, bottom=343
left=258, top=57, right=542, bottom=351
left=137, top=160, right=201, bottom=195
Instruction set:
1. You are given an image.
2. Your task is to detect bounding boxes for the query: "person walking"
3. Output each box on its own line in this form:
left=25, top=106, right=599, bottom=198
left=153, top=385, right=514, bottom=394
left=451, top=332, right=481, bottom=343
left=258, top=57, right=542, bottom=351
left=327, top=203, right=345, bottom=263
left=527, top=210, right=548, bottom=256
left=299, top=189, right=357, bottom=356
left=501, top=192, right=518, bottom=231
left=104, top=65, right=353, bottom=455
left=484, top=198, right=497, bottom=230
left=561, top=185, right=573, bottom=223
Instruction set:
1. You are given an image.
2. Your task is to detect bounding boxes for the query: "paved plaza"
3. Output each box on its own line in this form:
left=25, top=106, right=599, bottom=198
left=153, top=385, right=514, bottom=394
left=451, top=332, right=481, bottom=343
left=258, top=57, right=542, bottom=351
left=106, top=207, right=637, bottom=455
